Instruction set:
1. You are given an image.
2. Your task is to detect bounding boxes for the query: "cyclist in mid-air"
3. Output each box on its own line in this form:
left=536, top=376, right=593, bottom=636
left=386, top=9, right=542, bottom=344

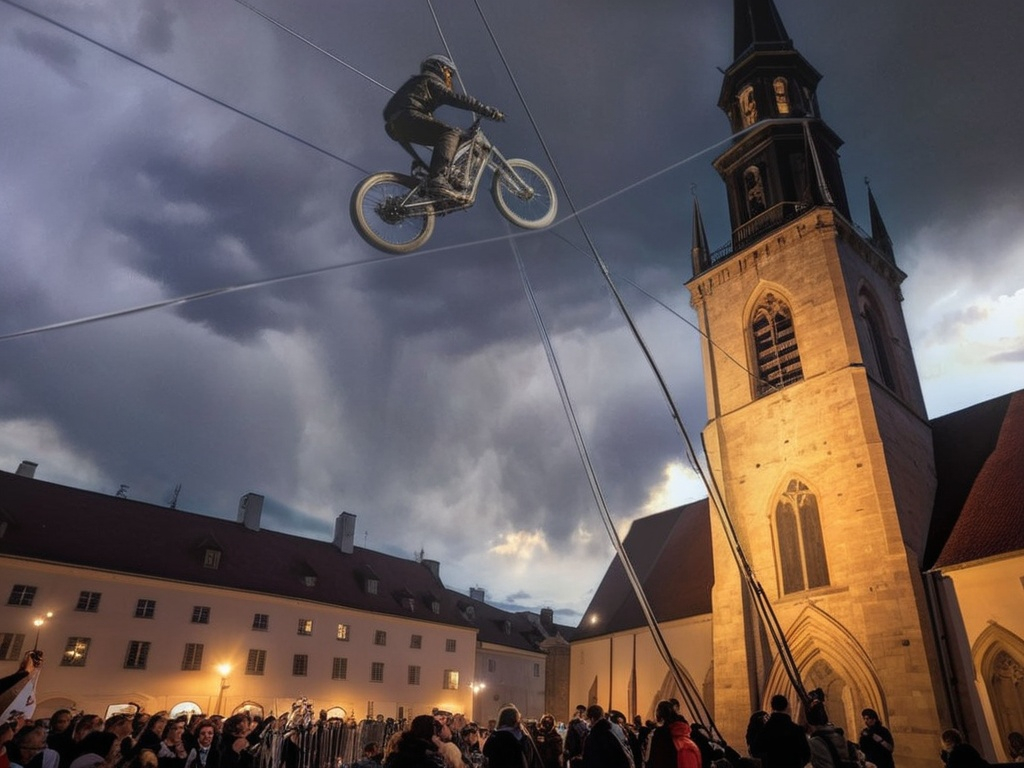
left=383, top=54, right=505, bottom=198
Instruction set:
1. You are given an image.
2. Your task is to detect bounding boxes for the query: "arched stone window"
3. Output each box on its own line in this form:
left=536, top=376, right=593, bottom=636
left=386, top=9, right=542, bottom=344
left=751, top=293, right=803, bottom=397
left=739, top=85, right=758, bottom=127
left=977, top=629, right=1024, bottom=754
left=775, top=479, right=830, bottom=595
left=773, top=77, right=791, bottom=115
left=744, top=165, right=767, bottom=216
left=859, top=291, right=897, bottom=392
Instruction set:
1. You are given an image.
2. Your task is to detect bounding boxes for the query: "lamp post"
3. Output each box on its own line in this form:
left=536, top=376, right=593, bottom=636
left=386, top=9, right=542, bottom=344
left=214, top=664, right=231, bottom=716
left=32, top=611, right=53, bottom=651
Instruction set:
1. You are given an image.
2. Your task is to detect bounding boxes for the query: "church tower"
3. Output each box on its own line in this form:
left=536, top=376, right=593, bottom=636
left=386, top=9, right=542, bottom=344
left=685, top=2, right=948, bottom=764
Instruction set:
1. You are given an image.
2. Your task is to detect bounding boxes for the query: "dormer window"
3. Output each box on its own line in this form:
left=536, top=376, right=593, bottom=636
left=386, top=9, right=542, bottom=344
left=203, top=549, right=221, bottom=569
left=403, top=597, right=415, bottom=611
left=503, top=620, right=512, bottom=636
left=362, top=566, right=380, bottom=595
left=465, top=605, right=476, bottom=621
left=431, top=600, right=441, bottom=615
left=304, top=575, right=317, bottom=587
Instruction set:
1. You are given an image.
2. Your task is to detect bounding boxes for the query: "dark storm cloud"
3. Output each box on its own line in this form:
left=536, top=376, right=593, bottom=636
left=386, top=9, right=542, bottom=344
left=2, top=0, right=1022, bottom=613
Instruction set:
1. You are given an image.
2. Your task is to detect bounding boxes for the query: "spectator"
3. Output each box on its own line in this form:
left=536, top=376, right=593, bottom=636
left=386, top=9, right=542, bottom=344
left=580, top=707, right=631, bottom=768
left=384, top=715, right=444, bottom=768
left=184, top=722, right=218, bottom=768
left=940, top=730, right=987, bottom=768
left=749, top=696, right=809, bottom=768
left=858, top=711, right=893, bottom=768
left=483, top=707, right=542, bottom=768
left=535, top=716, right=563, bottom=768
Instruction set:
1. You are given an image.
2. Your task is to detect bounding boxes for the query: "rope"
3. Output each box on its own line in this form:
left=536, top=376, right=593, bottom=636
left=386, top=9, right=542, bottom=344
left=0, top=0, right=369, bottom=176
left=230, top=0, right=395, bottom=94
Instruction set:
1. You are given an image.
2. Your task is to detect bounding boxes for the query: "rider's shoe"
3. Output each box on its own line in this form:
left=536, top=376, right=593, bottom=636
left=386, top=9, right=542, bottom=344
left=427, top=176, right=463, bottom=199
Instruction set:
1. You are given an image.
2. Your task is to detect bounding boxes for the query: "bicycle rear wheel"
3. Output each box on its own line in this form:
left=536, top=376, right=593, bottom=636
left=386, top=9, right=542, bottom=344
left=350, top=172, right=435, bottom=253
left=491, top=159, right=557, bottom=230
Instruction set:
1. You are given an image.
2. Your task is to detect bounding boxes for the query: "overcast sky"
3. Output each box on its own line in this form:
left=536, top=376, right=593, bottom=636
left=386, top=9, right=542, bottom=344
left=2, top=0, right=1022, bottom=621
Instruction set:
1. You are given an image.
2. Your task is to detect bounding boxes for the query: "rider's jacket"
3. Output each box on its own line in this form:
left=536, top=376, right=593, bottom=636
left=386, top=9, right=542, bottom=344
left=383, top=72, right=491, bottom=124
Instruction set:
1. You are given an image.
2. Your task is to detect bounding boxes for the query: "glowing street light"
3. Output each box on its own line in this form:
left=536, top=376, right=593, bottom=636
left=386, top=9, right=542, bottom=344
left=32, top=611, right=53, bottom=651
left=214, top=664, right=232, bottom=715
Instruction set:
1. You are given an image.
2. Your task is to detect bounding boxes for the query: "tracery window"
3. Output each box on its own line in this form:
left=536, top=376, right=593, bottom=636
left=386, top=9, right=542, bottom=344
left=751, top=293, right=803, bottom=397
left=744, top=165, right=767, bottom=216
left=859, top=292, right=897, bottom=391
left=775, top=479, right=830, bottom=594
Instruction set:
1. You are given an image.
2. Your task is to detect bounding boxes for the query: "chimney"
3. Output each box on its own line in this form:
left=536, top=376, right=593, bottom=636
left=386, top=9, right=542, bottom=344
left=469, top=587, right=485, bottom=602
left=422, top=558, right=440, bottom=580
left=334, top=512, right=356, bottom=554
left=15, top=461, right=38, bottom=478
left=237, top=493, right=264, bottom=531
left=540, top=607, right=554, bottom=628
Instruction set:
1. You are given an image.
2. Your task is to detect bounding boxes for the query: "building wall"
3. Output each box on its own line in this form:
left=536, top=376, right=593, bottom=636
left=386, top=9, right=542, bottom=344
left=473, top=642, right=546, bottom=724
left=690, top=210, right=945, bottom=766
left=568, top=616, right=712, bottom=724
left=0, top=557, right=478, bottom=720
left=935, top=556, right=1024, bottom=762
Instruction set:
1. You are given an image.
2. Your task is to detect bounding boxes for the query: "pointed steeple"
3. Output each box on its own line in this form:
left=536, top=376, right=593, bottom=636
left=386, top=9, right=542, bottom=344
left=691, top=192, right=711, bottom=277
left=733, top=0, right=792, bottom=59
left=866, top=181, right=895, bottom=263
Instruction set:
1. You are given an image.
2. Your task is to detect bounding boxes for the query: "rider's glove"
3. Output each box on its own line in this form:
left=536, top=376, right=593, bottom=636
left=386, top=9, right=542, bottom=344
left=486, top=107, right=506, bottom=122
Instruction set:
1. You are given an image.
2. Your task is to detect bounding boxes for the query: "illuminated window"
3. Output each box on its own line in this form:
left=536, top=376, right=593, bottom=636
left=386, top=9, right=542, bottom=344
left=297, top=619, right=313, bottom=636
left=443, top=670, right=459, bottom=690
left=337, top=623, right=350, bottom=641
left=60, top=637, right=90, bottom=667
left=775, top=479, right=830, bottom=594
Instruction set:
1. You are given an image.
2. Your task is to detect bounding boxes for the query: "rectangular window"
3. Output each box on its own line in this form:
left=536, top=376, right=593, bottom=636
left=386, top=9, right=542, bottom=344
left=191, top=606, right=211, bottom=624
left=443, top=669, right=459, bottom=690
left=246, top=649, right=267, bottom=675
left=134, top=599, right=156, bottom=619
left=75, top=591, right=102, bottom=612
left=0, top=633, right=25, bottom=661
left=410, top=634, right=422, bottom=649
left=487, top=658, right=496, bottom=673
left=292, top=654, right=308, bottom=676
left=297, top=619, right=313, bottom=636
left=331, top=657, right=348, bottom=680
left=7, top=585, right=36, bottom=607
left=445, top=638, right=456, bottom=653
left=252, top=613, right=269, bottom=631
left=60, top=637, right=91, bottom=667
left=373, top=630, right=387, bottom=646
left=337, top=623, right=350, bottom=641
left=408, top=665, right=421, bottom=685
left=365, top=578, right=379, bottom=595
left=182, top=643, right=204, bottom=671
left=533, top=663, right=541, bottom=678
left=203, top=549, right=221, bottom=569
left=370, top=662, right=384, bottom=683
left=124, top=640, right=150, bottom=670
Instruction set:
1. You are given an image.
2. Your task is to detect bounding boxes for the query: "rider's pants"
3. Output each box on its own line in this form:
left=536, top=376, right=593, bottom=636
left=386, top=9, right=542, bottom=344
left=385, top=111, right=459, bottom=178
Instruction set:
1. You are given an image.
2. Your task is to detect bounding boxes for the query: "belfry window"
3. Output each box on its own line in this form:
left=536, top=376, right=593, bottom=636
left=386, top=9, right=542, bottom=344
left=739, top=85, right=758, bottom=127
left=859, top=292, right=897, bottom=391
left=775, top=479, right=830, bottom=594
left=751, top=293, right=803, bottom=397
left=773, top=77, right=790, bottom=115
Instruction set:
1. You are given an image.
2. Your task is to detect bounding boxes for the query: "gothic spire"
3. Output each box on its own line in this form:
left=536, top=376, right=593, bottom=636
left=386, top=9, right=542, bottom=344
left=866, top=181, right=895, bottom=263
left=733, top=0, right=792, bottom=60
left=691, top=192, right=711, bottom=277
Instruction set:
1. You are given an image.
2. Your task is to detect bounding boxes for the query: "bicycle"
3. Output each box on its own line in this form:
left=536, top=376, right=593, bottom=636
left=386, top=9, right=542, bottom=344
left=350, top=117, right=558, bottom=253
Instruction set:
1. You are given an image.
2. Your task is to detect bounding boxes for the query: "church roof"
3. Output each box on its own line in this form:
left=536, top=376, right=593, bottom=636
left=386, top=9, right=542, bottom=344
left=572, top=500, right=713, bottom=641
left=0, top=470, right=476, bottom=629
left=732, top=0, right=792, bottom=60
left=931, top=389, right=1024, bottom=569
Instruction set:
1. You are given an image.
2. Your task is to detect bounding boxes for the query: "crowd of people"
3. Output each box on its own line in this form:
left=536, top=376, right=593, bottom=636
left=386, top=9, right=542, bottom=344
left=4, top=653, right=1020, bottom=768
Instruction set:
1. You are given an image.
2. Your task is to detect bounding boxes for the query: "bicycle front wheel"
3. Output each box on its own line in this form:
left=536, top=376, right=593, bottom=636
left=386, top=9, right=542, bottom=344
left=350, top=172, right=435, bottom=254
left=491, top=159, right=557, bottom=230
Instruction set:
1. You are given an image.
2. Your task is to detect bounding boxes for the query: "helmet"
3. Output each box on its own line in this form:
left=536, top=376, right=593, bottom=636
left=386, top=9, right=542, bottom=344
left=421, top=54, right=457, bottom=81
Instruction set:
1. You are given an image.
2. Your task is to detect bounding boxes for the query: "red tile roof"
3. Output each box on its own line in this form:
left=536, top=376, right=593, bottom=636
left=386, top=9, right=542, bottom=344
left=933, top=390, right=1024, bottom=568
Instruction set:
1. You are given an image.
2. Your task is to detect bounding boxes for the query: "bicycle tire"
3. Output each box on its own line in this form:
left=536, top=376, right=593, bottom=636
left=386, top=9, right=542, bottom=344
left=350, top=172, right=435, bottom=254
left=491, top=159, right=557, bottom=230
